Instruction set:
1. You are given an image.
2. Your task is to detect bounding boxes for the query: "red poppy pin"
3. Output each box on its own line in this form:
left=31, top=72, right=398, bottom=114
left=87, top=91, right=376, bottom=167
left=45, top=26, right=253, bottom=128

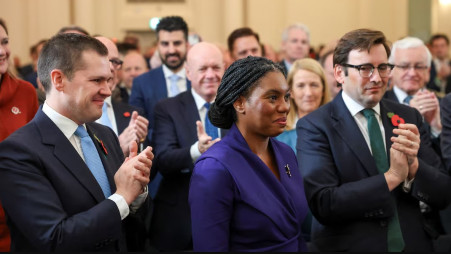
left=123, top=112, right=131, bottom=117
left=387, top=112, right=405, bottom=127
left=93, top=134, right=108, bottom=156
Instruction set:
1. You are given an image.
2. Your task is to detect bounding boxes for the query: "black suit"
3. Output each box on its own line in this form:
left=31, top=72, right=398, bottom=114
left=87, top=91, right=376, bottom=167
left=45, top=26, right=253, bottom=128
left=0, top=108, right=148, bottom=251
left=149, top=90, right=227, bottom=251
left=297, top=92, right=451, bottom=251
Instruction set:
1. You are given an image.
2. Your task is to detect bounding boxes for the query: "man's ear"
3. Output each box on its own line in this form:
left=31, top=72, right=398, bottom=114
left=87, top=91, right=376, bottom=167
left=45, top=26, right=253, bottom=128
left=233, top=96, right=245, bottom=114
left=334, top=64, right=346, bottom=84
left=50, top=69, right=65, bottom=91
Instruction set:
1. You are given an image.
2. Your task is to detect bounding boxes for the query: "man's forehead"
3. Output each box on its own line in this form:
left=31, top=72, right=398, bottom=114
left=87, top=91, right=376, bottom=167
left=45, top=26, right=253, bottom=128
left=158, top=30, right=186, bottom=41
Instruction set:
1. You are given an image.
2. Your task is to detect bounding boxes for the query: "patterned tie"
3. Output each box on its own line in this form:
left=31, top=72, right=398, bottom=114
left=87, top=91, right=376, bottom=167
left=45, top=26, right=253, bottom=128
left=169, top=74, right=180, bottom=97
left=204, top=103, right=219, bottom=139
left=99, top=102, right=114, bottom=130
left=361, top=109, right=405, bottom=252
left=403, top=95, right=413, bottom=105
left=74, top=125, right=112, bottom=198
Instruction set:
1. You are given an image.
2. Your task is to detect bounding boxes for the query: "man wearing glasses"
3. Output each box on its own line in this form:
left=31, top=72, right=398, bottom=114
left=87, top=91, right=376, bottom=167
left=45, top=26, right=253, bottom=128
left=297, top=29, right=451, bottom=252
left=385, top=37, right=441, bottom=153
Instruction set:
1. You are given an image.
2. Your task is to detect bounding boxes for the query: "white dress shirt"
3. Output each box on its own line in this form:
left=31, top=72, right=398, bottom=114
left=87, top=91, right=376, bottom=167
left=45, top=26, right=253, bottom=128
left=162, top=64, right=187, bottom=97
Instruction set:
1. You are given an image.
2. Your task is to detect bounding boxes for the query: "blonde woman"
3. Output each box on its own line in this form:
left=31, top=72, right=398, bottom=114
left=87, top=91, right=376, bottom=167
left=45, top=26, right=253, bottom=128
left=276, top=58, right=331, bottom=152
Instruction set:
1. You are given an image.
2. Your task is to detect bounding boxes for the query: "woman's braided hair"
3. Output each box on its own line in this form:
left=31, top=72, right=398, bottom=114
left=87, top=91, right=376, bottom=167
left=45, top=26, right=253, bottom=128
left=209, top=56, right=286, bottom=129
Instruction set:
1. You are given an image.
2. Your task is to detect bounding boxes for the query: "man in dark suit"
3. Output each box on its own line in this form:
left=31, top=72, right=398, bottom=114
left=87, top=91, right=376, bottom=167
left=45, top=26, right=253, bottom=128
left=279, top=23, right=310, bottom=75
left=0, top=33, right=153, bottom=251
left=129, top=16, right=191, bottom=144
left=96, top=36, right=148, bottom=158
left=149, top=42, right=226, bottom=251
left=427, top=34, right=451, bottom=95
left=297, top=29, right=451, bottom=252
left=384, top=37, right=442, bottom=156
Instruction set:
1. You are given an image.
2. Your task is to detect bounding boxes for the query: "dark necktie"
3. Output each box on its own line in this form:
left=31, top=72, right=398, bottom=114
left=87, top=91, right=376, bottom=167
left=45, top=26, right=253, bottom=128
left=74, top=125, right=111, bottom=198
left=361, top=109, right=405, bottom=252
left=204, top=103, right=219, bottom=139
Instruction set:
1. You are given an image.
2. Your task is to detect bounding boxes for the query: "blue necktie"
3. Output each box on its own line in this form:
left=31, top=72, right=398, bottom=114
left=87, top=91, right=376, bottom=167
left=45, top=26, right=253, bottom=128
left=403, top=95, right=413, bottom=105
left=74, top=125, right=112, bottom=198
left=99, top=103, right=114, bottom=130
left=361, top=109, right=405, bottom=251
left=204, top=103, right=219, bottom=139
left=169, top=74, right=180, bottom=97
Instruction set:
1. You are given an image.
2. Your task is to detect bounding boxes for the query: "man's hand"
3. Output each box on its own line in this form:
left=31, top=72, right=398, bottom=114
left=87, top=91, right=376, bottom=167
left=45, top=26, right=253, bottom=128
left=196, top=120, right=220, bottom=154
left=118, top=111, right=149, bottom=156
left=409, top=90, right=442, bottom=132
left=114, top=142, right=153, bottom=205
left=385, top=147, right=409, bottom=191
left=391, top=123, right=420, bottom=180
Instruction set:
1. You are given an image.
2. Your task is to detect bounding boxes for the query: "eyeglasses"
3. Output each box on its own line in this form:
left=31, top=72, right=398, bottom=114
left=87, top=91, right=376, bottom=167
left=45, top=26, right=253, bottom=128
left=109, top=58, right=123, bottom=70
left=341, top=63, right=395, bottom=78
left=395, top=64, right=428, bottom=72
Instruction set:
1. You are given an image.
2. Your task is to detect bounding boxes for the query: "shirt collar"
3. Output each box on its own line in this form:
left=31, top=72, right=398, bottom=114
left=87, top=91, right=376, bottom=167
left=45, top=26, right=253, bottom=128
left=393, top=85, right=409, bottom=104
left=42, top=101, right=83, bottom=139
left=342, top=90, right=381, bottom=117
left=162, top=64, right=186, bottom=80
left=191, top=89, right=210, bottom=111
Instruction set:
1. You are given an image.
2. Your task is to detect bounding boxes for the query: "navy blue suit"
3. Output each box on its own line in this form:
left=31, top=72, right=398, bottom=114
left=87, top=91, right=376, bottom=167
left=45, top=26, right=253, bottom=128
left=296, top=92, right=451, bottom=251
left=149, top=90, right=226, bottom=251
left=129, top=66, right=191, bottom=143
left=0, top=108, right=147, bottom=251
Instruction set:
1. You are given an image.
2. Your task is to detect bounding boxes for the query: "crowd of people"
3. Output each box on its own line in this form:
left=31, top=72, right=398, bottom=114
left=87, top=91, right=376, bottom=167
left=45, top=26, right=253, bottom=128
left=1, top=14, right=451, bottom=252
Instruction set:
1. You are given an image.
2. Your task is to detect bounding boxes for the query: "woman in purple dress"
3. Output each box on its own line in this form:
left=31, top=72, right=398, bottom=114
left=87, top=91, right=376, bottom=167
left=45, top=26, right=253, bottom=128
left=189, top=56, right=309, bottom=252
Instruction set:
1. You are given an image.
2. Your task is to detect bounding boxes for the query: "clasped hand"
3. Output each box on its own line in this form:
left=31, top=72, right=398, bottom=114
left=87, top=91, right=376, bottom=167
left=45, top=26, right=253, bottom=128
left=387, top=123, right=420, bottom=185
left=114, top=142, right=153, bottom=205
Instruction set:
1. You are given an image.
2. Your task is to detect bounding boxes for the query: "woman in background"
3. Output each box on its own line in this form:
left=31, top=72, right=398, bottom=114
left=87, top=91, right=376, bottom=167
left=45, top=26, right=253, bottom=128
left=275, top=58, right=330, bottom=243
left=275, top=58, right=330, bottom=152
left=189, top=56, right=309, bottom=252
left=0, top=18, right=39, bottom=251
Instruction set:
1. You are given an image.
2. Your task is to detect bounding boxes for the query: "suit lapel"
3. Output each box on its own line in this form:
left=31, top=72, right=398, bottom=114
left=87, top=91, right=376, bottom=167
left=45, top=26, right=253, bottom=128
left=112, top=101, right=131, bottom=134
left=380, top=99, right=396, bottom=163
left=331, top=95, right=380, bottom=176
left=156, top=67, right=169, bottom=99
left=179, top=91, right=201, bottom=135
left=36, top=111, right=106, bottom=202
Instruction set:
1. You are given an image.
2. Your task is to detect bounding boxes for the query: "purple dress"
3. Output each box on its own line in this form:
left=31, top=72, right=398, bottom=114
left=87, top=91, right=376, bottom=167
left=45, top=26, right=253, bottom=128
left=189, top=124, right=308, bottom=252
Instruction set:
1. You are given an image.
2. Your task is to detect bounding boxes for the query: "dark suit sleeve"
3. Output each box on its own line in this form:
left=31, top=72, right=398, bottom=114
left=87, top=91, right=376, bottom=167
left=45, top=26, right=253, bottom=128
left=129, top=76, right=146, bottom=112
left=0, top=139, right=122, bottom=251
left=152, top=100, right=195, bottom=177
left=441, top=94, right=451, bottom=173
left=296, top=117, right=395, bottom=225
left=410, top=106, right=451, bottom=209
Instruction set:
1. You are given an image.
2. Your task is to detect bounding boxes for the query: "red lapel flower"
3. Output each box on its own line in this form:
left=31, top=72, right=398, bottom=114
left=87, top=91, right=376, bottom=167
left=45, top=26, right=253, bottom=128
left=387, top=112, right=405, bottom=127
left=93, top=134, right=108, bottom=156
left=123, top=112, right=131, bottom=117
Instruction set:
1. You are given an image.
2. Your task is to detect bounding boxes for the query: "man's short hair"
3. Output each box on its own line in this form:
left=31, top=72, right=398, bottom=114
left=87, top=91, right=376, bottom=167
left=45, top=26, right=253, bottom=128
left=37, top=33, right=108, bottom=92
left=429, top=33, right=450, bottom=46
left=156, top=16, right=188, bottom=41
left=281, top=23, right=310, bottom=42
left=333, top=29, right=391, bottom=67
left=57, top=25, right=89, bottom=36
left=227, top=27, right=260, bottom=53
left=389, top=37, right=431, bottom=67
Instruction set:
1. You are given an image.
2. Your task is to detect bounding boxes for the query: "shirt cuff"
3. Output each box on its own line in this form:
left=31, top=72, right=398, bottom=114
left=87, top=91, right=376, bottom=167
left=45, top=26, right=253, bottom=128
left=402, top=177, right=415, bottom=193
left=108, top=193, right=129, bottom=220
left=130, top=185, right=148, bottom=214
left=190, top=141, right=201, bottom=162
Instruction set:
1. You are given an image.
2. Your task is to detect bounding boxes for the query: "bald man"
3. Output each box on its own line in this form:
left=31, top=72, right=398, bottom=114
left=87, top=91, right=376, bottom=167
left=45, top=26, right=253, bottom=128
left=95, top=37, right=149, bottom=157
left=118, top=51, right=148, bottom=103
left=149, top=42, right=227, bottom=251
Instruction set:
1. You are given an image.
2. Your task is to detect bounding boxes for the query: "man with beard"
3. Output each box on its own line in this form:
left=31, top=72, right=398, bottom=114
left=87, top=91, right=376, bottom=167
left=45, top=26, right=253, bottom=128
left=149, top=42, right=226, bottom=251
left=129, top=16, right=191, bottom=145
